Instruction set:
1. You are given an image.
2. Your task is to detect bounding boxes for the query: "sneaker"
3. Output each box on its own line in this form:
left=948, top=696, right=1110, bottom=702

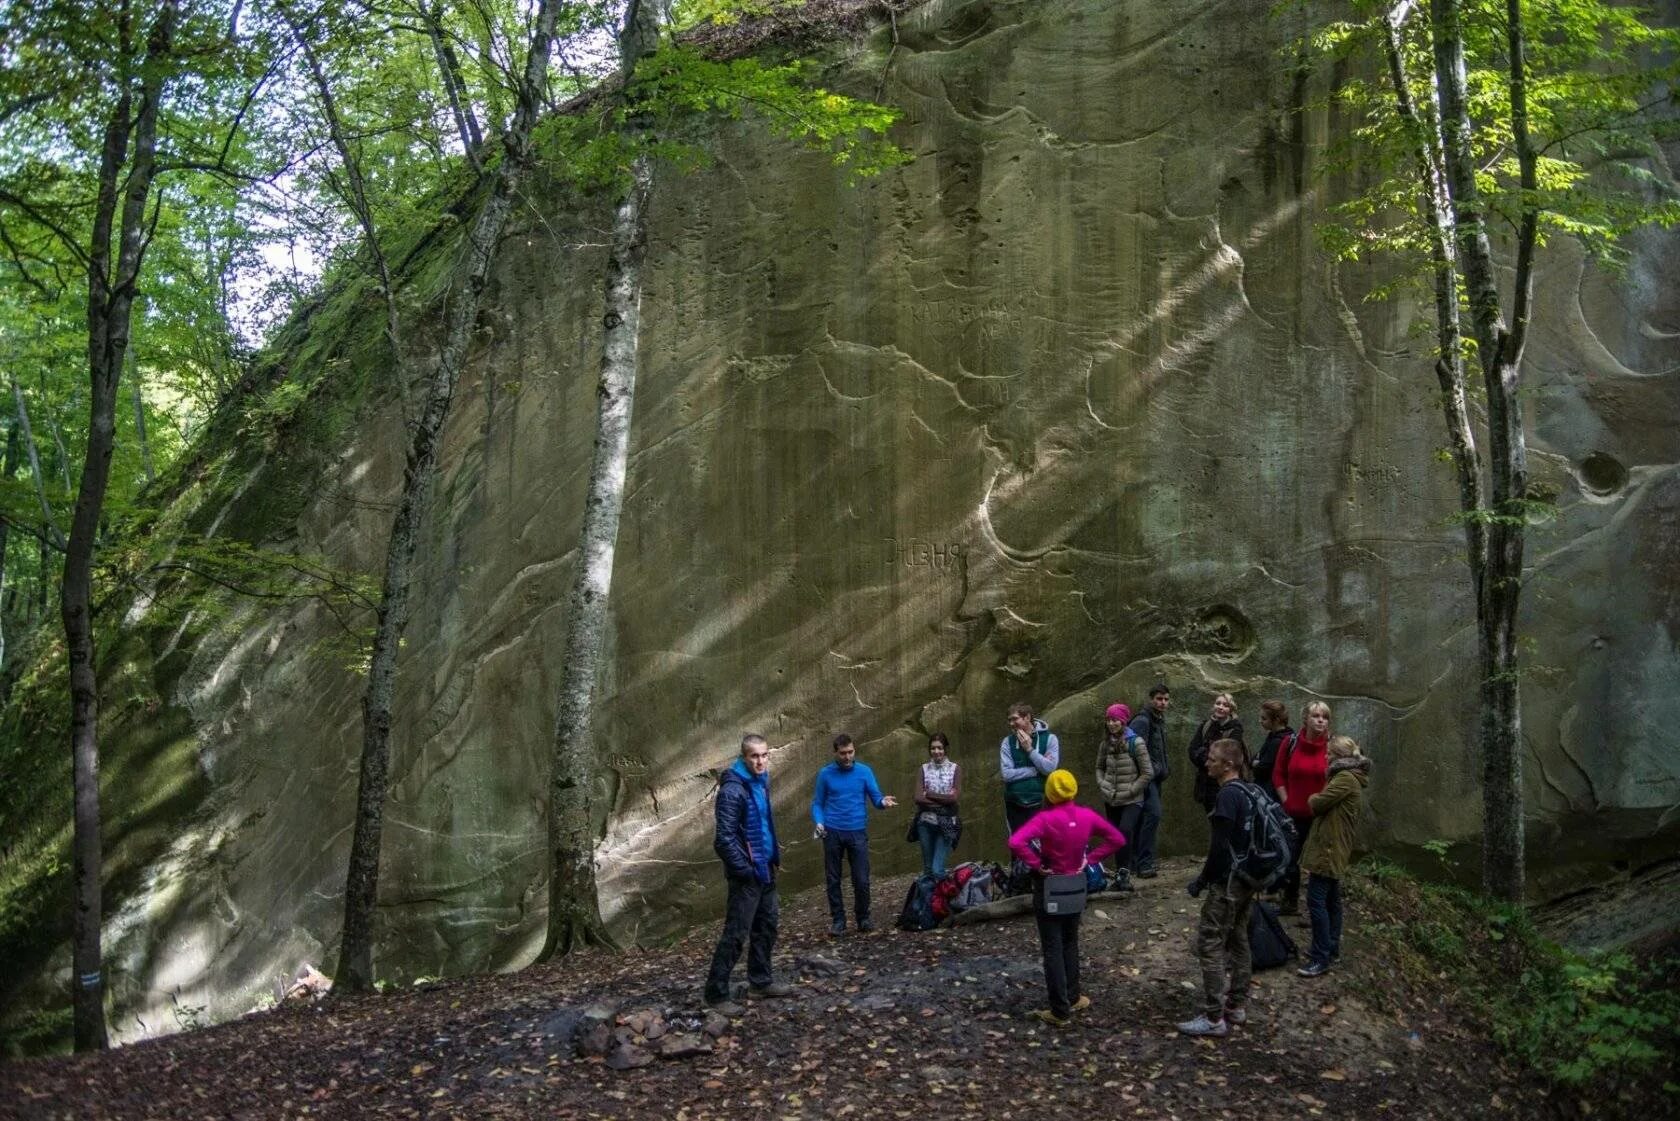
left=1175, top=1014, right=1229, bottom=1038
left=829, top=921, right=846, bottom=936
left=1029, top=1008, right=1071, bottom=1027
left=856, top=918, right=875, bottom=933
left=748, top=981, right=796, bottom=998
left=1070, top=994, right=1091, bottom=1013
left=705, top=999, right=746, bottom=1017
left=1297, top=961, right=1331, bottom=978
left=1223, top=1005, right=1247, bottom=1026
left=1111, top=873, right=1135, bottom=894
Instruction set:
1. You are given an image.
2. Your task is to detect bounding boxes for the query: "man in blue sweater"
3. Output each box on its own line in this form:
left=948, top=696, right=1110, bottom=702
left=812, top=733, right=898, bottom=935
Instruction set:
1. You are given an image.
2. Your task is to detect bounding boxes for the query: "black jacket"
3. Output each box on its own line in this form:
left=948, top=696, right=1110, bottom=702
left=1189, top=716, right=1246, bottom=808
left=714, top=765, right=780, bottom=882
left=1253, top=726, right=1293, bottom=799
left=1127, top=708, right=1169, bottom=784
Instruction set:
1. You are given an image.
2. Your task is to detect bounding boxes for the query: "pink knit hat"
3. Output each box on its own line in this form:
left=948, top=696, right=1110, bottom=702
left=1105, top=703, right=1131, bottom=723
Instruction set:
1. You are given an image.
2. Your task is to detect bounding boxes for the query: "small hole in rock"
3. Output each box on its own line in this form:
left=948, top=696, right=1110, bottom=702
left=1579, top=451, right=1628, bottom=496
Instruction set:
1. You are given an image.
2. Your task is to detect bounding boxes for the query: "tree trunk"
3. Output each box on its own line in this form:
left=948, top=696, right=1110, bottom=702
left=12, top=380, right=67, bottom=549
left=0, top=414, right=19, bottom=670
left=47, top=409, right=74, bottom=491
left=279, top=0, right=412, bottom=423
left=334, top=0, right=560, bottom=993
left=1430, top=0, right=1532, bottom=902
left=424, top=1, right=483, bottom=166
left=541, top=0, right=661, bottom=960
left=130, top=346, right=154, bottom=486
left=1379, top=6, right=1485, bottom=588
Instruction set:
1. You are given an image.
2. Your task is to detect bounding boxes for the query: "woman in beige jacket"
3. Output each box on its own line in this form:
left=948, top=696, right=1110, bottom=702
left=1298, top=735, right=1371, bottom=977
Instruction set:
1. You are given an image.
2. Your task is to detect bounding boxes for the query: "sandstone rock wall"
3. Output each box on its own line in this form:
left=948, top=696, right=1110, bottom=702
left=14, top=0, right=1677, bottom=1039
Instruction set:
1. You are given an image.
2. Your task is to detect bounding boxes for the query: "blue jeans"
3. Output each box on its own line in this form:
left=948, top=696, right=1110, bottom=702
left=1134, top=780, right=1163, bottom=872
left=1306, top=874, right=1343, bottom=966
left=916, top=821, right=953, bottom=876
left=822, top=829, right=871, bottom=925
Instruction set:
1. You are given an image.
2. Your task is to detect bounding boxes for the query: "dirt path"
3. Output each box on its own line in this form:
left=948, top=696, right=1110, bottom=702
left=0, top=857, right=1552, bottom=1120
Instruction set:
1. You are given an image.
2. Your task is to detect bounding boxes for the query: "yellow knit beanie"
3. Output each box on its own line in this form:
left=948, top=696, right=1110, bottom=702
left=1045, top=769, right=1077, bottom=804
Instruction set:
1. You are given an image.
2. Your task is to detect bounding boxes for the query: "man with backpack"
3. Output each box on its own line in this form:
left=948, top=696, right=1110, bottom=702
left=1095, top=702, right=1151, bottom=889
left=1176, top=738, right=1286, bottom=1038
left=1127, top=684, right=1172, bottom=877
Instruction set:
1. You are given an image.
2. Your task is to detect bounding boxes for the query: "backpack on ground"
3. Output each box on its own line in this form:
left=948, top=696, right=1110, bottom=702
left=951, top=862, right=1001, bottom=912
left=1000, top=857, right=1037, bottom=898
left=1228, top=781, right=1298, bottom=890
left=1249, top=899, right=1298, bottom=970
left=897, top=873, right=940, bottom=932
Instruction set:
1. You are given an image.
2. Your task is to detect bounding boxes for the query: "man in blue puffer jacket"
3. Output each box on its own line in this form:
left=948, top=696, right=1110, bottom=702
left=704, top=734, right=795, bottom=1015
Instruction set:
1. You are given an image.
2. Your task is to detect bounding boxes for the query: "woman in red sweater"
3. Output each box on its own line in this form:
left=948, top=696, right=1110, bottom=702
left=1275, top=700, right=1331, bottom=915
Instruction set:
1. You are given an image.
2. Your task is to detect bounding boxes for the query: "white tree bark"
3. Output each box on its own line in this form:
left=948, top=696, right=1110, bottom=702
left=542, top=0, right=662, bottom=957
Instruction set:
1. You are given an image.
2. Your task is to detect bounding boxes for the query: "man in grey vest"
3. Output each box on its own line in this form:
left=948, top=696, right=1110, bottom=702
left=999, top=701, right=1060, bottom=836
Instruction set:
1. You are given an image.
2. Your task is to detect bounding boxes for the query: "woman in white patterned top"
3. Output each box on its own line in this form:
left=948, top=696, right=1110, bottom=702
left=913, top=734, right=963, bottom=875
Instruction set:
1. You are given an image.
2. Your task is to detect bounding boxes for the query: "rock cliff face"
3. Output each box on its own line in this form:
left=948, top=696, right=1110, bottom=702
left=5, top=0, right=1678, bottom=1040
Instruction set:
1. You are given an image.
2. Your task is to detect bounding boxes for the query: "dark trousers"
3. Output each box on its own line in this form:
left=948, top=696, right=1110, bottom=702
left=1306, top=874, right=1344, bottom=965
left=1104, top=802, right=1144, bottom=874
left=822, top=829, right=871, bottom=924
left=1004, top=799, right=1040, bottom=837
left=704, top=874, right=778, bottom=1003
left=1134, top=780, right=1163, bottom=872
left=1282, top=814, right=1314, bottom=905
left=1034, top=912, right=1082, bottom=1017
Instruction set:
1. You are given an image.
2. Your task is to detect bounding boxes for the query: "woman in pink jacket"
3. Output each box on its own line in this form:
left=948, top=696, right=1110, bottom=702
left=1008, top=769, right=1126, bottom=1025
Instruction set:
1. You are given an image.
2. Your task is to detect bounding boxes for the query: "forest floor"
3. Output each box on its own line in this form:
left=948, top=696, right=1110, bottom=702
left=0, top=856, right=1569, bottom=1121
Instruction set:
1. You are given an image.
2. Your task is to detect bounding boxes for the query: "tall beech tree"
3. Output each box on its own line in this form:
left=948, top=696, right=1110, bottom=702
left=1305, top=0, right=1680, bottom=900
left=542, top=0, right=906, bottom=953
left=543, top=0, right=663, bottom=957
left=331, top=0, right=562, bottom=993
left=0, top=0, right=271, bottom=1048
left=1, top=0, right=180, bottom=1052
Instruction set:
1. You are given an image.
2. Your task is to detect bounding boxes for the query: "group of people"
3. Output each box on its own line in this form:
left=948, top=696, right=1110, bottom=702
left=702, top=686, right=1371, bottom=1040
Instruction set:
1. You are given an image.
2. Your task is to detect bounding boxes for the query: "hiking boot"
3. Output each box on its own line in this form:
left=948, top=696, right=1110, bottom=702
left=1111, top=873, right=1135, bottom=894
left=1029, top=1008, right=1071, bottom=1027
left=829, top=920, right=846, bottom=936
left=1223, top=1005, right=1247, bottom=1026
left=705, top=999, right=746, bottom=1018
left=1175, top=1014, right=1229, bottom=1038
left=748, top=981, right=796, bottom=998
left=1070, top=995, right=1092, bottom=1013
left=1297, top=961, right=1331, bottom=978
left=856, top=918, right=875, bottom=933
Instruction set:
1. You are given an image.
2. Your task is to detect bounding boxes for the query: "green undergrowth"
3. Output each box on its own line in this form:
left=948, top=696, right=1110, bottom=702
left=1348, top=860, right=1680, bottom=1108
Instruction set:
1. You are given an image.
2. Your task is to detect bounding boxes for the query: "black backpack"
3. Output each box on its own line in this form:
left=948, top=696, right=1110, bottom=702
left=1249, top=900, right=1298, bottom=970
left=897, top=873, right=940, bottom=931
left=1228, top=781, right=1297, bottom=890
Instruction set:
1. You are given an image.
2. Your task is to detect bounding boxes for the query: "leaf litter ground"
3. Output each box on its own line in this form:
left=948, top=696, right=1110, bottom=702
left=0, top=857, right=1556, bottom=1119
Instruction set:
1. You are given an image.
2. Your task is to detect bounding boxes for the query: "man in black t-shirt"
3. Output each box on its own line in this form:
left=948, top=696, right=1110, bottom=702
left=1175, top=738, right=1254, bottom=1038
